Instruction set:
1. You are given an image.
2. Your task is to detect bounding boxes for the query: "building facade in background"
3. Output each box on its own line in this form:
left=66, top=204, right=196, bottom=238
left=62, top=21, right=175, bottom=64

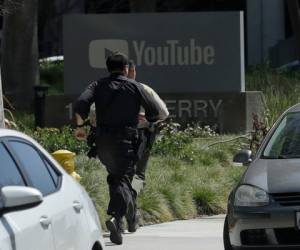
left=39, top=0, right=295, bottom=67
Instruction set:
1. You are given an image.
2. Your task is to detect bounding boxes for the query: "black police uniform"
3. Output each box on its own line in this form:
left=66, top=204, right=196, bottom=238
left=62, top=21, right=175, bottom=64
left=74, top=73, right=161, bottom=223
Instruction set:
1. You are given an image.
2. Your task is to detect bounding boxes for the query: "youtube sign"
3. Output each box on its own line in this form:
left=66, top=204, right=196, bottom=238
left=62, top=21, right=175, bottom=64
left=89, top=39, right=129, bottom=68
left=64, top=13, right=244, bottom=95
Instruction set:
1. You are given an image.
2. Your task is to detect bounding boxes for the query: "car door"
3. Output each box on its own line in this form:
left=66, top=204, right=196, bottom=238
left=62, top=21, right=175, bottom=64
left=0, top=141, right=56, bottom=250
left=8, top=139, right=90, bottom=250
left=62, top=176, right=92, bottom=250
left=0, top=216, right=13, bottom=250
left=41, top=155, right=91, bottom=250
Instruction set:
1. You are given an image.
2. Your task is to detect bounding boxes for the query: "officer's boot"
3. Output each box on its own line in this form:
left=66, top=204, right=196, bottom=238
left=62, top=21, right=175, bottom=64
left=126, top=210, right=139, bottom=233
left=106, top=217, right=123, bottom=245
left=127, top=188, right=140, bottom=233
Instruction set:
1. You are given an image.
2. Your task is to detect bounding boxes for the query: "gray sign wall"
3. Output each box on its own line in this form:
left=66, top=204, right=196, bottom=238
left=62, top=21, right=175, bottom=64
left=44, top=91, right=264, bottom=133
left=64, top=12, right=245, bottom=95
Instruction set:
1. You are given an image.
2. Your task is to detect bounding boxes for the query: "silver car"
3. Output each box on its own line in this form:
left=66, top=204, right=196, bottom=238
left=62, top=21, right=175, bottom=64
left=0, top=129, right=105, bottom=250
left=224, top=104, right=300, bottom=249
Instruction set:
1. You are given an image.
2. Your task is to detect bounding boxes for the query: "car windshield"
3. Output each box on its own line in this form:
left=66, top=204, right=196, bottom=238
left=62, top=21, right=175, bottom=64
left=263, top=112, right=300, bottom=159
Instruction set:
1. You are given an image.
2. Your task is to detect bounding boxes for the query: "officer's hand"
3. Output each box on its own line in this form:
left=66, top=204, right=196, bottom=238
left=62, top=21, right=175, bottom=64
left=138, top=114, right=147, bottom=123
left=75, top=127, right=87, bottom=141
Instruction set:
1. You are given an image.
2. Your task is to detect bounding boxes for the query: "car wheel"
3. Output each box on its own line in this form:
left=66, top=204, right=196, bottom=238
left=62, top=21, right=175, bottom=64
left=223, top=216, right=233, bottom=250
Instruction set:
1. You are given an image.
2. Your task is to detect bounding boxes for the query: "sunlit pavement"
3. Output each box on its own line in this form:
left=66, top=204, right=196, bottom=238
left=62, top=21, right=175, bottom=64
left=104, top=215, right=225, bottom=250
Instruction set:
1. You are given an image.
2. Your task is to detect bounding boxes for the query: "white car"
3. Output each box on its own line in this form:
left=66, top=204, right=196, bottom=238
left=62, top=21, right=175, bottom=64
left=0, top=129, right=105, bottom=250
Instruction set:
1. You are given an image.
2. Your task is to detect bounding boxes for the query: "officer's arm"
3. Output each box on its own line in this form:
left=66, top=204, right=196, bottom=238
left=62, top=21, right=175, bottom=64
left=74, top=81, right=98, bottom=124
left=142, top=84, right=169, bottom=121
left=138, top=84, right=165, bottom=122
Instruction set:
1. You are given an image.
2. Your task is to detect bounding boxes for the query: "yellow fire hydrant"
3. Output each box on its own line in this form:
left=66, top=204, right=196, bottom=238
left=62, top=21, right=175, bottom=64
left=52, top=150, right=81, bottom=181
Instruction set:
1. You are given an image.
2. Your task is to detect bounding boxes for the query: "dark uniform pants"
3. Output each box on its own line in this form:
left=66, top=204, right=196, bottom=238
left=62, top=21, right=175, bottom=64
left=96, top=128, right=138, bottom=220
left=136, top=128, right=157, bottom=180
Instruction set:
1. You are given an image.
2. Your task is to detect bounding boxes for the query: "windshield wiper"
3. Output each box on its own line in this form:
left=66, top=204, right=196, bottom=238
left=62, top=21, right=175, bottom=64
left=261, top=156, right=279, bottom=159
left=280, top=155, right=300, bottom=159
left=262, top=155, right=290, bottom=159
left=278, top=155, right=289, bottom=159
left=262, top=154, right=300, bottom=159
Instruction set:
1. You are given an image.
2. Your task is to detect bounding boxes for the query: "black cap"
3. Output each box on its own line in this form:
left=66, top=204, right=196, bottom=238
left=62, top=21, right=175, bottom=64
left=106, top=52, right=129, bottom=72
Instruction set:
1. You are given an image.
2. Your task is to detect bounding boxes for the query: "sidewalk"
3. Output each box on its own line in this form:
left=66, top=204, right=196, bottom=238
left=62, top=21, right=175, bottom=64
left=104, top=215, right=225, bottom=250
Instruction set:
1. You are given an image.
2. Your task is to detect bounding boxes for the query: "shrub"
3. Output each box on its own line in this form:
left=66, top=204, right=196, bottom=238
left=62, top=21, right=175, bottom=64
left=26, top=126, right=89, bottom=154
left=192, top=185, right=223, bottom=215
left=153, top=123, right=192, bottom=156
left=247, top=65, right=300, bottom=125
left=40, top=61, right=64, bottom=94
left=153, top=122, right=217, bottom=163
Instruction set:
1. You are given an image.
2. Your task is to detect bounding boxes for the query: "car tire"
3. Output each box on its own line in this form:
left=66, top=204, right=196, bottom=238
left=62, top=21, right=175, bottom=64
left=223, top=216, right=233, bottom=250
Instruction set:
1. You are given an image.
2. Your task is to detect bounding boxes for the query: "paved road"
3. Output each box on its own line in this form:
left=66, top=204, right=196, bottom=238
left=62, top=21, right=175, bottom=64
left=104, top=215, right=225, bottom=250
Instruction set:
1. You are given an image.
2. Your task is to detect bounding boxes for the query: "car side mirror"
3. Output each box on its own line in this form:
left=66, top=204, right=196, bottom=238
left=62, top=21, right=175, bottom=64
left=233, top=150, right=252, bottom=165
left=1, top=186, right=43, bottom=209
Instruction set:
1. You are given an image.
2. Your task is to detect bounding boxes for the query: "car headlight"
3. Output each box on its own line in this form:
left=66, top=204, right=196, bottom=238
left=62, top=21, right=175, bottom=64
left=234, top=185, right=269, bottom=207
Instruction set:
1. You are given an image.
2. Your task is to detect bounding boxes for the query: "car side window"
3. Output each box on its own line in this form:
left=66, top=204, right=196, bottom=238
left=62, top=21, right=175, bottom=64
left=43, top=159, right=60, bottom=187
left=0, top=143, right=25, bottom=189
left=9, top=141, right=56, bottom=196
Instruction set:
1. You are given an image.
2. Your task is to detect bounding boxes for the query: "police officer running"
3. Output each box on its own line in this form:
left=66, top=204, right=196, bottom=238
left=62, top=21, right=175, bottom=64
left=74, top=52, right=162, bottom=245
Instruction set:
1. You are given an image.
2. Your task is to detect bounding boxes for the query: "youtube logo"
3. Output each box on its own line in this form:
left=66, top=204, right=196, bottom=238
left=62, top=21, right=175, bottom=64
left=89, top=39, right=129, bottom=68
left=89, top=38, right=215, bottom=68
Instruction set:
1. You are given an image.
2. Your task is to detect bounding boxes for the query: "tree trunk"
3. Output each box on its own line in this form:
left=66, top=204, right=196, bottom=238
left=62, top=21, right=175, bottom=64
left=129, top=0, right=156, bottom=12
left=0, top=69, right=4, bottom=128
left=1, top=0, right=39, bottom=109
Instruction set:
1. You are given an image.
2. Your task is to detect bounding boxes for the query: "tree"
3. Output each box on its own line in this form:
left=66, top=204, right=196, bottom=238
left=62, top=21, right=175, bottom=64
left=0, top=72, right=4, bottom=128
left=1, top=0, right=39, bottom=109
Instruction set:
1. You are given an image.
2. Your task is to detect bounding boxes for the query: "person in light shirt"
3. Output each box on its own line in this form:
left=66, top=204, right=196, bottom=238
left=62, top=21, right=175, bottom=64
left=127, top=61, right=169, bottom=195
